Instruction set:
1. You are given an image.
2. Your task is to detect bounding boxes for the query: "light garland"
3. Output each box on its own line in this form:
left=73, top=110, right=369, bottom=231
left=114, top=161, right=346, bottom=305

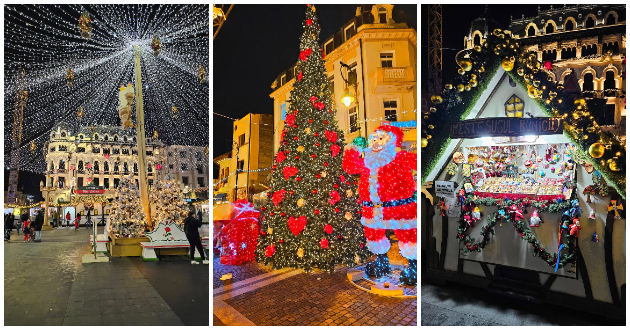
left=149, top=178, right=189, bottom=226
left=4, top=5, right=209, bottom=173
left=108, top=174, right=148, bottom=237
left=4, top=201, right=44, bottom=209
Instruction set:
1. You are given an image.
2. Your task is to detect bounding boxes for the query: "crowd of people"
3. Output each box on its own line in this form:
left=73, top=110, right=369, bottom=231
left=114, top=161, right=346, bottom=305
left=4, top=209, right=44, bottom=243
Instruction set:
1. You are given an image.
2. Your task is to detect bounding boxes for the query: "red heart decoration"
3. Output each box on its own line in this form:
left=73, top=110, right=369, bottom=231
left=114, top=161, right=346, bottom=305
left=288, top=216, right=307, bottom=236
left=276, top=152, right=286, bottom=164
left=331, top=144, right=340, bottom=157
left=285, top=114, right=296, bottom=127
left=328, top=190, right=340, bottom=205
left=283, top=166, right=299, bottom=180
left=324, top=131, right=337, bottom=143
left=272, top=190, right=286, bottom=207
left=265, top=244, right=275, bottom=257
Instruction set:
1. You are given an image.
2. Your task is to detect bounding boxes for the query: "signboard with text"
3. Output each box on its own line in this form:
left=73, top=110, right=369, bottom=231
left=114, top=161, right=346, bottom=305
left=435, top=181, right=455, bottom=198
left=450, top=117, right=562, bottom=139
left=75, top=186, right=105, bottom=194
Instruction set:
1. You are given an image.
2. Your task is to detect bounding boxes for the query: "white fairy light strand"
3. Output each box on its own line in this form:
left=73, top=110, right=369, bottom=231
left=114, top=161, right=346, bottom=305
left=4, top=4, right=209, bottom=174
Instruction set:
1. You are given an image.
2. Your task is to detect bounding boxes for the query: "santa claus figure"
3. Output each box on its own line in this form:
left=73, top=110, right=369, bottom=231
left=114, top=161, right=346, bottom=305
left=343, top=124, right=417, bottom=285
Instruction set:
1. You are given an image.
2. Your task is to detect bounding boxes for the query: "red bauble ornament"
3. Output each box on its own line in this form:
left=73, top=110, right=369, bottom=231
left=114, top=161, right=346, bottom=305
left=296, top=177, right=302, bottom=182
left=288, top=215, right=307, bottom=236
left=272, top=165, right=277, bottom=170
left=334, top=184, right=339, bottom=188
left=289, top=191, right=295, bottom=195
left=280, top=239, right=284, bottom=243
left=285, top=114, right=296, bottom=126
left=311, top=154, right=316, bottom=158
left=292, top=125, right=298, bottom=128
left=323, top=120, right=328, bottom=124
left=295, top=156, right=300, bottom=160
left=306, top=18, right=312, bottom=26
left=156, top=163, right=162, bottom=170
left=340, top=175, right=345, bottom=182
left=324, top=224, right=333, bottom=234
left=314, top=209, right=320, bottom=215
left=324, top=162, right=328, bottom=167
left=331, top=144, right=341, bottom=157
left=315, top=174, right=321, bottom=179
left=280, top=212, right=286, bottom=217
left=261, top=207, right=266, bottom=211
left=265, top=244, right=276, bottom=257
left=315, top=143, right=320, bottom=147
left=314, top=132, right=319, bottom=137
left=294, top=136, right=298, bottom=141
left=320, top=238, right=329, bottom=249
left=335, top=208, right=340, bottom=213
left=297, top=71, right=303, bottom=81
left=270, top=212, right=275, bottom=216
left=308, top=119, right=313, bottom=123
left=312, top=189, right=318, bottom=194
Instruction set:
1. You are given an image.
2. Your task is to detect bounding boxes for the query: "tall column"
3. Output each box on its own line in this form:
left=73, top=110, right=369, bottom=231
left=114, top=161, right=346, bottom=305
left=133, top=46, right=151, bottom=225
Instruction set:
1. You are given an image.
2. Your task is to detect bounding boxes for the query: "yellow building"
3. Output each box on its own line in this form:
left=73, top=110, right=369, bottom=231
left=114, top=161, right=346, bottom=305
left=213, top=113, right=274, bottom=202
left=270, top=4, right=417, bottom=153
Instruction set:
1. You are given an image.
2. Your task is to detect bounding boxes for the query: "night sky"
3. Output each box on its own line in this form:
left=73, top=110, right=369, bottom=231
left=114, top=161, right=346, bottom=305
left=420, top=4, right=545, bottom=92
left=213, top=4, right=417, bottom=157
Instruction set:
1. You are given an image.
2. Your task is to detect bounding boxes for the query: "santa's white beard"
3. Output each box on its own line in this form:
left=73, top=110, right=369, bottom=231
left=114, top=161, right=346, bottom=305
left=364, top=143, right=397, bottom=170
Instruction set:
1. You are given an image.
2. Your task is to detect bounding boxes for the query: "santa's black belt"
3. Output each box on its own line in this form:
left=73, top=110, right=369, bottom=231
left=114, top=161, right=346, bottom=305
left=362, top=196, right=416, bottom=208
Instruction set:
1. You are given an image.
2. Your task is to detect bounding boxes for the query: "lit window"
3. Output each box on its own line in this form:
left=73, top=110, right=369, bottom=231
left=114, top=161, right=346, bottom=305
left=384, top=100, right=398, bottom=122
left=505, top=95, right=524, bottom=117
left=349, top=106, right=358, bottom=133
left=378, top=7, right=387, bottom=23
left=281, top=102, right=287, bottom=121
left=380, top=53, right=393, bottom=67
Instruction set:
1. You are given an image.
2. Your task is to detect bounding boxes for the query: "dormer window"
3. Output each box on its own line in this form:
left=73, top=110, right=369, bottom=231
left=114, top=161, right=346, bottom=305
left=104, top=135, right=109, bottom=141
left=378, top=7, right=387, bottom=23
left=505, top=95, right=524, bottom=118
left=61, top=132, right=66, bottom=138
left=94, top=134, right=99, bottom=140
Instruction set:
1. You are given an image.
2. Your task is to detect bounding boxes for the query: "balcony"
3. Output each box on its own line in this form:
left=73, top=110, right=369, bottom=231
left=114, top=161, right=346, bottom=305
left=372, top=66, right=415, bottom=94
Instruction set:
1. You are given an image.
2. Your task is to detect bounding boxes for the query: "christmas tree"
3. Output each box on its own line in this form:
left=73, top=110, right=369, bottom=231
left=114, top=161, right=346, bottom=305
left=108, top=175, right=148, bottom=237
left=149, top=178, right=190, bottom=226
left=255, top=5, right=371, bottom=272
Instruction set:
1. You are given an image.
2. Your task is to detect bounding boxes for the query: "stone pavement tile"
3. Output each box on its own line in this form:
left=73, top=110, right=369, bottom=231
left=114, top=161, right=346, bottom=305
left=100, top=305, right=122, bottom=315
left=120, top=312, right=164, bottom=326
left=489, top=307, right=527, bottom=326
left=158, top=310, right=185, bottom=326
left=63, top=315, right=103, bottom=326
left=213, top=254, right=271, bottom=289
left=100, top=313, right=124, bottom=326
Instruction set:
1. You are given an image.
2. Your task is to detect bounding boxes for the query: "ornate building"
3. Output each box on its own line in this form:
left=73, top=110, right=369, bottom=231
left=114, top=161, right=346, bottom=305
left=40, top=122, right=209, bottom=222
left=465, top=4, right=626, bottom=137
left=270, top=4, right=417, bottom=154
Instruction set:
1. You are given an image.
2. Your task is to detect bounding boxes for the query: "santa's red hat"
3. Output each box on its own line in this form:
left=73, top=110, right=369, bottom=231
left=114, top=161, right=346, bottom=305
left=375, top=124, right=404, bottom=147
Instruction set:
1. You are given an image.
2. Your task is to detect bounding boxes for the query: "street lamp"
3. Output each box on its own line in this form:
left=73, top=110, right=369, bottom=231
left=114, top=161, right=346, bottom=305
left=339, top=61, right=357, bottom=107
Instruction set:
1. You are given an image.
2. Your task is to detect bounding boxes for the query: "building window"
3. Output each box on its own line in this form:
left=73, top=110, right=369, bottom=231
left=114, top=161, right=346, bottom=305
left=169, top=164, right=173, bottom=169
left=123, top=136, right=128, bottom=142
left=602, top=42, right=620, bottom=55
left=380, top=52, right=393, bottom=68
left=78, top=177, right=83, bottom=187
left=585, top=17, right=595, bottom=28
left=344, top=24, right=355, bottom=41
left=527, top=26, right=536, bottom=36
left=349, top=106, right=358, bottom=133
left=378, top=7, right=387, bottom=23
left=122, top=149, right=129, bottom=155
left=168, top=152, right=173, bottom=157
left=113, top=163, right=119, bottom=173
left=182, top=177, right=189, bottom=186
left=113, top=148, right=120, bottom=155
left=104, top=178, right=109, bottom=189
left=281, top=102, right=287, bottom=121
left=148, top=179, right=153, bottom=187
left=237, top=160, right=245, bottom=171
left=197, top=177, right=205, bottom=188
left=582, top=73, right=594, bottom=94
left=132, top=149, right=138, bottom=155
left=238, top=134, right=246, bottom=146
left=61, top=132, right=66, bottom=138
left=582, top=44, right=597, bottom=57
left=146, top=150, right=153, bottom=156
left=93, top=178, right=99, bottom=187
left=104, top=135, right=108, bottom=141
left=604, top=71, right=616, bottom=93
left=92, top=147, right=100, bottom=153
left=78, top=134, right=84, bottom=140
left=114, top=178, right=120, bottom=189
left=104, top=162, right=109, bottom=173
left=77, top=147, right=85, bottom=153
left=327, top=76, right=334, bottom=95
left=383, top=100, right=398, bottom=122
left=94, top=161, right=99, bottom=172
left=136, top=179, right=140, bottom=188
left=50, top=162, right=54, bottom=170
left=113, top=135, right=118, bottom=142
left=473, top=34, right=481, bottom=46
left=545, top=23, right=554, bottom=34
left=59, top=145, right=67, bottom=151
left=59, top=160, right=66, bottom=170
left=281, top=74, right=286, bottom=86
left=134, top=163, right=138, bottom=173
left=565, top=20, right=574, bottom=31
left=58, top=177, right=65, bottom=188
left=123, top=162, right=129, bottom=174
left=78, top=161, right=84, bottom=172
left=606, top=13, right=616, bottom=25
left=179, top=151, right=186, bottom=158
left=195, top=151, right=202, bottom=161
left=50, top=146, right=56, bottom=152
left=103, top=148, right=110, bottom=154
left=505, top=95, right=524, bottom=117
left=603, top=104, right=616, bottom=125
left=197, top=164, right=204, bottom=174
left=325, top=40, right=333, bottom=56
left=181, top=164, right=188, bottom=171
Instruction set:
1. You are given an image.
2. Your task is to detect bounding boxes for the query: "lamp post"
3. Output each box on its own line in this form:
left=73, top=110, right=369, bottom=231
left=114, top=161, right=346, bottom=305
left=339, top=60, right=368, bottom=138
left=233, top=141, right=240, bottom=202
left=40, top=179, right=57, bottom=230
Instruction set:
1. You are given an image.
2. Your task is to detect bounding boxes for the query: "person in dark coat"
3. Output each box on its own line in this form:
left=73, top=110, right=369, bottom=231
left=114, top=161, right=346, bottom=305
left=197, top=209, right=203, bottom=223
left=184, top=211, right=207, bottom=264
left=4, top=214, right=13, bottom=242
left=34, top=210, right=44, bottom=242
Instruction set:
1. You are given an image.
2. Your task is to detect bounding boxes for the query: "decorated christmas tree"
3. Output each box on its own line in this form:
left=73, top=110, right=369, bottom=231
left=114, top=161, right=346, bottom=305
left=149, top=178, right=189, bottom=226
left=108, top=175, right=148, bottom=237
left=255, top=5, right=371, bottom=272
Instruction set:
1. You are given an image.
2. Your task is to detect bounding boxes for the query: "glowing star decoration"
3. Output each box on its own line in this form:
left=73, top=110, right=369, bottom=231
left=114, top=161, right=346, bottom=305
left=304, top=127, right=311, bottom=135
left=4, top=5, right=209, bottom=173
left=297, top=146, right=305, bottom=153
left=608, top=200, right=623, bottom=220
left=171, top=106, right=178, bottom=118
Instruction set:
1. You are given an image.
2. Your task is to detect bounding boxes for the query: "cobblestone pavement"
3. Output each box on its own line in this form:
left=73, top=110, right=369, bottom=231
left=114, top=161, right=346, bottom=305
left=421, top=279, right=612, bottom=326
left=213, top=253, right=271, bottom=289
left=5, top=227, right=208, bottom=326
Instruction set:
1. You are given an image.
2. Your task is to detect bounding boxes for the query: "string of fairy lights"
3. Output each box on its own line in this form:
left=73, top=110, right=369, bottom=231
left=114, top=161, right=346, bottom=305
left=4, top=5, right=209, bottom=174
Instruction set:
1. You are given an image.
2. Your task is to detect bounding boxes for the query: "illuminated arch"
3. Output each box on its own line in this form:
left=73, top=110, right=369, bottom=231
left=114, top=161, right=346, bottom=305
left=564, top=17, right=577, bottom=31
left=525, top=22, right=538, bottom=36
left=583, top=13, right=597, bottom=28
left=604, top=10, right=618, bottom=25
left=545, top=20, right=557, bottom=33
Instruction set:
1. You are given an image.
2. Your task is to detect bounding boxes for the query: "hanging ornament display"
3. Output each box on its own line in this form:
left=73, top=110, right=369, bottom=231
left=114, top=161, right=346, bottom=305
left=446, top=162, right=458, bottom=176
left=66, top=68, right=74, bottom=86
left=78, top=11, right=92, bottom=38
left=198, top=66, right=207, bottom=83
left=77, top=107, right=84, bottom=121
left=608, top=200, right=623, bottom=220
left=152, top=36, right=162, bottom=56
left=29, top=141, right=37, bottom=154
left=529, top=210, right=542, bottom=227
left=171, top=106, right=178, bottom=118
left=589, top=143, right=605, bottom=158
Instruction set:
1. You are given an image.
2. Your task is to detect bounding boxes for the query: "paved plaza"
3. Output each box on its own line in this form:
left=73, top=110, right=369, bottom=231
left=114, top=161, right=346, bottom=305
left=213, top=244, right=417, bottom=326
left=4, top=226, right=209, bottom=326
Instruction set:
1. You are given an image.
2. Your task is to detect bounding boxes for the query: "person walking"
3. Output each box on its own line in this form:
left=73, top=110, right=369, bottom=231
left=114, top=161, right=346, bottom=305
left=65, top=211, right=71, bottom=228
left=197, top=209, right=203, bottom=223
left=5, top=213, right=13, bottom=242
left=184, top=211, right=207, bottom=264
left=74, top=214, right=80, bottom=231
left=34, top=210, right=44, bottom=242
left=22, top=218, right=31, bottom=242
left=85, top=210, right=92, bottom=229
left=52, top=210, right=58, bottom=228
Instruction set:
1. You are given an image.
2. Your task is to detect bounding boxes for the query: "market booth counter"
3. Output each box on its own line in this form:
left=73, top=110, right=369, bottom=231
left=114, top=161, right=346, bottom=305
left=421, top=29, right=625, bottom=321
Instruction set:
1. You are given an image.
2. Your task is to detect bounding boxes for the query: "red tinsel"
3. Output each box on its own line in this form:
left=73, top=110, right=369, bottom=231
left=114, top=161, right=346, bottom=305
left=299, top=48, right=313, bottom=61
left=220, top=200, right=260, bottom=265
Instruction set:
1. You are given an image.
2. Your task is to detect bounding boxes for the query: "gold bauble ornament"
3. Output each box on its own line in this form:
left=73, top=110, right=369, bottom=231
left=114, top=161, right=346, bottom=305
left=421, top=138, right=428, bottom=148
left=494, top=49, right=501, bottom=56
left=465, top=85, right=471, bottom=91
left=589, top=143, right=605, bottom=158
left=429, top=107, right=437, bottom=113
left=478, top=66, right=485, bottom=73
left=587, top=126, right=595, bottom=133
left=474, top=45, right=482, bottom=52
left=549, top=91, right=557, bottom=98
left=431, top=95, right=443, bottom=104
left=297, top=146, right=305, bottom=152
left=267, top=227, right=273, bottom=235
left=445, top=83, right=453, bottom=90
left=354, top=254, right=361, bottom=264
left=346, top=189, right=353, bottom=197
left=470, top=80, right=478, bottom=87
left=456, top=84, right=465, bottom=92
left=428, top=125, right=435, bottom=129
left=345, top=212, right=353, bottom=220
left=426, top=134, right=432, bottom=139
left=320, top=170, right=327, bottom=178
left=458, top=59, right=473, bottom=71
left=609, top=160, right=620, bottom=172
left=574, top=98, right=586, bottom=105
left=304, top=127, right=311, bottom=134
left=458, top=68, right=465, bottom=75
left=532, top=80, right=540, bottom=87
left=527, top=85, right=537, bottom=98
left=470, top=73, right=477, bottom=80
left=297, top=198, right=305, bottom=207
left=297, top=247, right=305, bottom=258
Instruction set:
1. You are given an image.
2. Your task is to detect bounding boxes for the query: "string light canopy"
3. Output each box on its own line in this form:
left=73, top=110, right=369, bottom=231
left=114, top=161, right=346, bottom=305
left=4, top=4, right=209, bottom=174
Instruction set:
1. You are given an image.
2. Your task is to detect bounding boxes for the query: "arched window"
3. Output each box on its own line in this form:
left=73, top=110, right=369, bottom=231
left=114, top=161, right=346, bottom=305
left=51, top=133, right=56, bottom=139
left=582, top=73, right=594, bottom=94
left=473, top=34, right=481, bottom=46
left=123, top=136, right=128, bottom=142
left=78, top=161, right=84, bottom=171
left=133, top=163, right=138, bottom=173
left=546, top=23, right=554, bottom=34
left=104, top=135, right=109, bottom=141
left=148, top=164, right=153, bottom=173
left=94, top=134, right=99, bottom=140
left=50, top=162, right=54, bottom=170
left=94, top=161, right=99, bottom=172
left=79, top=134, right=84, bottom=140
left=59, top=160, right=66, bottom=170
left=565, top=20, right=574, bottom=31
left=606, top=13, right=616, bottom=25
left=114, top=163, right=119, bottom=172
left=61, top=132, right=66, bottom=138
left=378, top=7, right=387, bottom=23
left=582, top=44, right=597, bottom=57
left=505, top=95, right=524, bottom=118
left=604, top=71, right=616, bottom=90
left=527, top=26, right=536, bottom=36
left=585, top=17, right=595, bottom=28
left=104, top=162, right=109, bottom=173
left=114, top=135, right=118, bottom=142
